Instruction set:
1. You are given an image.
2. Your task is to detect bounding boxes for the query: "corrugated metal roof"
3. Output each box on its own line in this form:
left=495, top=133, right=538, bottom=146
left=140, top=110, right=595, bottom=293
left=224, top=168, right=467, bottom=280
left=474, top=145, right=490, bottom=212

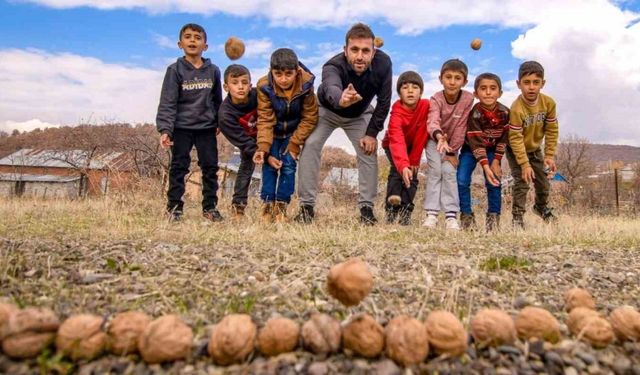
left=0, top=148, right=134, bottom=171
left=0, top=173, right=80, bottom=183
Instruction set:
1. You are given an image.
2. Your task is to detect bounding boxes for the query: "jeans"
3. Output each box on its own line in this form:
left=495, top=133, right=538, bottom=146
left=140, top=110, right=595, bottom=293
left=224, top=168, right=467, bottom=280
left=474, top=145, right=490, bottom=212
left=384, top=148, right=418, bottom=210
left=261, top=136, right=297, bottom=203
left=457, top=144, right=501, bottom=214
left=167, top=128, right=219, bottom=212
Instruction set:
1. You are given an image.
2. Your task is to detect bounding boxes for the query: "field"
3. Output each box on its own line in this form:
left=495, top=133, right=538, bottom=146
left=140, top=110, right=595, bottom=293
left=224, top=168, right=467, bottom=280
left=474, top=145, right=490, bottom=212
left=1, top=194, right=640, bottom=374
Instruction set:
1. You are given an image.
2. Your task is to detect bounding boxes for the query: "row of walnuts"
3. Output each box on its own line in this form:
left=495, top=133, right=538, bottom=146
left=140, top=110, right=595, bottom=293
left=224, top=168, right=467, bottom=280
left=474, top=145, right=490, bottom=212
left=1, top=259, right=639, bottom=366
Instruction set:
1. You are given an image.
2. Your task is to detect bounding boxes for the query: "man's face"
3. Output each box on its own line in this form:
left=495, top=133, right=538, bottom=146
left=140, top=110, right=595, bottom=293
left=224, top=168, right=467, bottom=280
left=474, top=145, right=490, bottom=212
left=344, top=37, right=375, bottom=75
left=178, top=28, right=208, bottom=57
left=272, top=69, right=297, bottom=90
left=224, top=74, right=251, bottom=104
left=517, top=73, right=545, bottom=102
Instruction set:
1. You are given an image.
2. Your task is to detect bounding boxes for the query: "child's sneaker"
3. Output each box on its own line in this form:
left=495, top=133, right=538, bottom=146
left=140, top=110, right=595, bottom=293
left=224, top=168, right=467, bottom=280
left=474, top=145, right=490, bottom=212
left=398, top=205, right=413, bottom=226
left=167, top=210, right=183, bottom=222
left=203, top=209, right=223, bottom=222
left=533, top=205, right=557, bottom=223
left=422, top=214, right=438, bottom=228
left=274, top=201, right=288, bottom=223
left=261, top=202, right=274, bottom=224
left=445, top=217, right=460, bottom=231
left=385, top=206, right=399, bottom=224
left=293, top=205, right=315, bottom=224
left=460, top=212, right=475, bottom=230
left=360, top=206, right=377, bottom=226
left=486, top=213, right=500, bottom=232
left=512, top=214, right=525, bottom=229
left=231, top=204, right=246, bottom=218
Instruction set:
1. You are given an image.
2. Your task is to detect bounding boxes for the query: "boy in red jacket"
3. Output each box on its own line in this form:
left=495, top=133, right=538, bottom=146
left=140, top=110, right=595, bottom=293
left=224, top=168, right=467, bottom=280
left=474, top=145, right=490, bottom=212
left=381, top=71, right=429, bottom=225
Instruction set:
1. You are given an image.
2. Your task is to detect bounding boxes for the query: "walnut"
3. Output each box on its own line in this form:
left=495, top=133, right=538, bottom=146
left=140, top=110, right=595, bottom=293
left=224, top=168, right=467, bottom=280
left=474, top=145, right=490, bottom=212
left=224, top=37, right=245, bottom=60
left=301, top=313, right=341, bottom=354
left=470, top=309, right=516, bottom=347
left=138, top=315, right=193, bottom=364
left=107, top=311, right=151, bottom=355
left=342, top=313, right=384, bottom=358
left=1, top=307, right=59, bottom=358
left=56, top=314, right=107, bottom=360
left=326, top=259, right=373, bottom=307
left=257, top=317, right=299, bottom=357
left=384, top=315, right=429, bottom=365
left=208, top=314, right=256, bottom=365
left=514, top=307, right=561, bottom=343
left=609, top=306, right=640, bottom=342
left=564, top=288, right=596, bottom=312
left=424, top=310, right=467, bottom=356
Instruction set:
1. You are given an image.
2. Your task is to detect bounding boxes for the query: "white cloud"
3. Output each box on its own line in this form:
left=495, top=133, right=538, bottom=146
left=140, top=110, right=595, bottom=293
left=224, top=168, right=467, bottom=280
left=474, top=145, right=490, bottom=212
left=152, top=32, right=176, bottom=49
left=0, top=119, right=60, bottom=133
left=242, top=38, right=274, bottom=59
left=0, top=49, right=163, bottom=126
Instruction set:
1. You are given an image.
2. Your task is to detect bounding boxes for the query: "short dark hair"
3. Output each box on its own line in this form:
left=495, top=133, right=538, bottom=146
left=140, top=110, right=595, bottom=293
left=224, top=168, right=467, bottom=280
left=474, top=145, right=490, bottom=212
left=179, top=23, right=207, bottom=43
left=270, top=48, right=299, bottom=71
left=345, top=22, right=375, bottom=46
left=518, top=61, right=545, bottom=80
left=396, top=71, right=424, bottom=95
left=440, top=58, right=468, bottom=80
left=224, top=64, right=251, bottom=83
left=474, top=73, right=502, bottom=92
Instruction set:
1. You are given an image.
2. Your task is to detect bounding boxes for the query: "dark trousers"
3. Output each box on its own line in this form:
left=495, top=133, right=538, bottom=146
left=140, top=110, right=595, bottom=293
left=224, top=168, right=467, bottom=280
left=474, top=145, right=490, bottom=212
left=232, top=152, right=255, bottom=207
left=384, top=148, right=418, bottom=211
left=167, top=128, right=219, bottom=212
left=457, top=144, right=502, bottom=214
left=506, top=147, right=550, bottom=216
left=261, top=136, right=297, bottom=203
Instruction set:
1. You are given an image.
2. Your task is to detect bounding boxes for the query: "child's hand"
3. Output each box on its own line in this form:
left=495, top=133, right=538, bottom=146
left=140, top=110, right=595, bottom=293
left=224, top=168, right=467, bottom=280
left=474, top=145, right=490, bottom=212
left=288, top=150, right=299, bottom=161
left=444, top=154, right=459, bottom=169
left=253, top=151, right=265, bottom=164
left=339, top=83, right=363, bottom=108
left=267, top=155, right=283, bottom=170
left=483, top=164, right=500, bottom=187
left=436, top=134, right=452, bottom=153
left=490, top=159, right=502, bottom=179
left=401, top=167, right=413, bottom=188
left=522, top=165, right=535, bottom=184
left=159, top=134, right=173, bottom=149
left=544, top=158, right=557, bottom=179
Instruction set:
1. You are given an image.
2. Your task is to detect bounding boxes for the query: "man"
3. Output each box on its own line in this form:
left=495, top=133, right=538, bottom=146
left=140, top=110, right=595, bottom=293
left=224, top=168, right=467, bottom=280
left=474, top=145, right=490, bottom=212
left=295, top=22, right=392, bottom=225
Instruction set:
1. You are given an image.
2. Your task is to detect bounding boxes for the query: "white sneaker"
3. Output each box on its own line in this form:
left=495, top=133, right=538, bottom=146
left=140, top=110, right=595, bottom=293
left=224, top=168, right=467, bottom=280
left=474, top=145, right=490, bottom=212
left=422, top=214, right=438, bottom=228
left=445, top=217, right=460, bottom=230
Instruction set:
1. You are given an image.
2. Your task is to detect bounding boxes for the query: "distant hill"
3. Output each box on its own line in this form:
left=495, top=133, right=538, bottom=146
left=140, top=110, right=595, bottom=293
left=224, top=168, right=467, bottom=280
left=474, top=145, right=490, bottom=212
left=584, top=144, right=640, bottom=164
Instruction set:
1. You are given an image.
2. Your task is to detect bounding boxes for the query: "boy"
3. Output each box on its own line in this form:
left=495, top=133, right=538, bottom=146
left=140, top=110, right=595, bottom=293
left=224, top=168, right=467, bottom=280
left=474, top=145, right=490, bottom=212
left=253, top=48, right=319, bottom=223
left=457, top=73, right=510, bottom=232
left=218, top=64, right=259, bottom=217
left=381, top=71, right=429, bottom=225
left=507, top=61, right=559, bottom=228
left=156, top=23, right=223, bottom=222
left=422, top=59, right=474, bottom=230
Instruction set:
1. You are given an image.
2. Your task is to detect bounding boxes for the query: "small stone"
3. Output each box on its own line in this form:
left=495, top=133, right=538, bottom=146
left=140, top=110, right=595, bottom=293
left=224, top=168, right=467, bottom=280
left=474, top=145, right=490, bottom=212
left=564, top=367, right=578, bottom=375
left=371, top=359, right=401, bottom=375
left=612, top=356, right=632, bottom=375
left=545, top=351, right=563, bottom=365
left=530, top=361, right=545, bottom=372
left=587, top=364, right=601, bottom=374
left=576, top=351, right=596, bottom=365
left=497, top=345, right=521, bottom=356
left=631, top=364, right=640, bottom=375
left=529, top=340, right=545, bottom=356
left=496, top=367, right=512, bottom=375
left=307, top=362, right=329, bottom=375
left=513, top=295, right=532, bottom=309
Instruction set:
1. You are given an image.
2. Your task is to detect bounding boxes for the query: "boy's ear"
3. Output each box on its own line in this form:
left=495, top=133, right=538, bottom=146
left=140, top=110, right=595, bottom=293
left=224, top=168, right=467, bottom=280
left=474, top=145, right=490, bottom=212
left=541, top=79, right=546, bottom=88
left=473, top=91, right=480, bottom=99
left=203, top=43, right=208, bottom=52
left=223, top=83, right=229, bottom=92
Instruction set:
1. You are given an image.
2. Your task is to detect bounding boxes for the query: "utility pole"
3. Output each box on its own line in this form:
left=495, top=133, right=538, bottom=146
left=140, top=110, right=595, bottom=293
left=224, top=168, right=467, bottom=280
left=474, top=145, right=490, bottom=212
left=614, top=168, right=620, bottom=216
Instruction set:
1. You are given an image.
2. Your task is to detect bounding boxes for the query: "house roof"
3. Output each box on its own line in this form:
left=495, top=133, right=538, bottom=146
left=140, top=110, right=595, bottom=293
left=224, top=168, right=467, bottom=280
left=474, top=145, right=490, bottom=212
left=0, top=172, right=80, bottom=183
left=0, top=148, right=135, bottom=171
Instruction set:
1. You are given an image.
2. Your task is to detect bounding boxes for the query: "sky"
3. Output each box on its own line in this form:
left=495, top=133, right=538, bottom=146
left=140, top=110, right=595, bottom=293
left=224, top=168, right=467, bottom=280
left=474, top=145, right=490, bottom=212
left=0, top=0, right=639, bottom=152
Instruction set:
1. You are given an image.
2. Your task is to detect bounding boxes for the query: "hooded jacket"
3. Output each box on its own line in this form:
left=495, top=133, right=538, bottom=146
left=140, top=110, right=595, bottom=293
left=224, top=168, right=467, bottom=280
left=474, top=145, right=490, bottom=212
left=256, top=62, right=319, bottom=155
left=218, top=88, right=258, bottom=159
left=156, top=57, right=222, bottom=136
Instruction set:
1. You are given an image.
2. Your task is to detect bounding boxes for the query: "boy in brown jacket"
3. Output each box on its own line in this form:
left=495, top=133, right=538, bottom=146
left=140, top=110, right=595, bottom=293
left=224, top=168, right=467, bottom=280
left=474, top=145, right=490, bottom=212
left=253, top=48, right=319, bottom=222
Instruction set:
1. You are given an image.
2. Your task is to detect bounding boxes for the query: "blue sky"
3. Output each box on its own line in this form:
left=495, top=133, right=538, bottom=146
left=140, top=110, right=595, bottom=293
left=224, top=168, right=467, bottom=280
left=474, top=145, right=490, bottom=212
left=1, top=0, right=639, bottom=150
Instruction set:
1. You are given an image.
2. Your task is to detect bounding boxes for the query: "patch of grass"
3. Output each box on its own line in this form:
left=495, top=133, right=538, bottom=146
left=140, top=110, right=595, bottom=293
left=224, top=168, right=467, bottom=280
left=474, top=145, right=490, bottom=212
left=480, top=255, right=532, bottom=272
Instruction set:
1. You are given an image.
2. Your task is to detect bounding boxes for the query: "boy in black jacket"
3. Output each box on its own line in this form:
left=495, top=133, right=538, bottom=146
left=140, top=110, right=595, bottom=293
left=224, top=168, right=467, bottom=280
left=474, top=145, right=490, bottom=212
left=156, top=23, right=223, bottom=222
left=218, top=64, right=259, bottom=217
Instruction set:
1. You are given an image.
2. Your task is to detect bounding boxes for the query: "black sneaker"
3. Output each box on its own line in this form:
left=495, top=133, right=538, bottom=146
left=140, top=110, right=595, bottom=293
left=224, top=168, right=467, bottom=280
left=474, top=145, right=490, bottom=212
left=486, top=213, right=500, bottom=232
left=168, top=210, right=183, bottom=222
left=460, top=212, right=476, bottom=230
left=293, top=205, right=315, bottom=224
left=203, top=208, right=224, bottom=222
left=398, top=205, right=414, bottom=226
left=532, top=205, right=556, bottom=223
left=360, top=206, right=377, bottom=226
left=384, top=205, right=399, bottom=224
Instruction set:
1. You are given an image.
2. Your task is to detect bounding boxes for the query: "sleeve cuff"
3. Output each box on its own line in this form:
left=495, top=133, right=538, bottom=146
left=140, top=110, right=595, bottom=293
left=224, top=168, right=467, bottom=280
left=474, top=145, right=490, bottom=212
left=365, top=127, right=380, bottom=138
left=287, top=142, right=301, bottom=155
left=257, top=142, right=271, bottom=153
left=479, top=159, right=489, bottom=166
left=494, top=154, right=503, bottom=161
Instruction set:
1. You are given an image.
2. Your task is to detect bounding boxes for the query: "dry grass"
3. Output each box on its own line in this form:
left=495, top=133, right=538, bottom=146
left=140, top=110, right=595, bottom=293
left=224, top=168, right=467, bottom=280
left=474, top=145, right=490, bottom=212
left=1, top=194, right=639, bottom=336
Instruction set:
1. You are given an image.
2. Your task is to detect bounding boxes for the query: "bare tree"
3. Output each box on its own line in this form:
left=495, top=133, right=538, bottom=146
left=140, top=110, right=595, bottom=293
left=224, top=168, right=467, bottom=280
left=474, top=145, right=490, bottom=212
left=556, top=134, right=595, bottom=204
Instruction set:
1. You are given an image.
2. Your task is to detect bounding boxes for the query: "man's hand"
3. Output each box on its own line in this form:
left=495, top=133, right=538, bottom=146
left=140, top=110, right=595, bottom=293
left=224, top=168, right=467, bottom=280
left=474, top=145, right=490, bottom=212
left=544, top=157, right=557, bottom=179
left=253, top=151, right=265, bottom=164
left=522, top=165, right=535, bottom=184
left=444, top=154, right=459, bottom=169
left=159, top=133, right=173, bottom=149
left=359, top=135, right=377, bottom=155
left=267, top=155, right=283, bottom=170
left=490, top=159, right=502, bottom=179
left=338, top=83, right=363, bottom=108
left=401, top=167, right=413, bottom=188
left=483, top=164, right=500, bottom=187
left=436, top=134, right=452, bottom=153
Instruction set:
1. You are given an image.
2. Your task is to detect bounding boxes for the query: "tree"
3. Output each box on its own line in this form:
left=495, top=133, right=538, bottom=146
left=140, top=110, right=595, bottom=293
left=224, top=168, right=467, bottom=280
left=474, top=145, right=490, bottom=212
left=556, top=134, right=595, bottom=204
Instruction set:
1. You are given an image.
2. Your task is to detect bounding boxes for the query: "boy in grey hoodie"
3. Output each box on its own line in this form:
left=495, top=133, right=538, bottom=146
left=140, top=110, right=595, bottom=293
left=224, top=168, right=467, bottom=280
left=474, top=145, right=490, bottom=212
left=156, top=23, right=223, bottom=222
